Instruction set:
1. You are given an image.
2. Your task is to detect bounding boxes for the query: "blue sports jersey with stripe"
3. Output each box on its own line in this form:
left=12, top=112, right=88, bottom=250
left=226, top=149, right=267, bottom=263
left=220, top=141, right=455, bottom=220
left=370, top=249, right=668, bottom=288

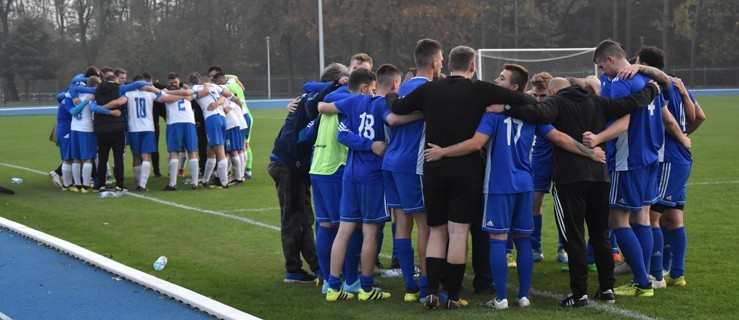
left=605, top=73, right=665, bottom=171
left=382, top=77, right=429, bottom=174
left=335, top=95, right=387, bottom=185
left=476, top=113, right=554, bottom=194
left=659, top=80, right=693, bottom=164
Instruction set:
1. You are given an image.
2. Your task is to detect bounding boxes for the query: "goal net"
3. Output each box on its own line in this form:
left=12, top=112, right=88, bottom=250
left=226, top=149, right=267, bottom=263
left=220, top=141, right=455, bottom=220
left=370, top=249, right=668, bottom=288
left=477, top=48, right=598, bottom=86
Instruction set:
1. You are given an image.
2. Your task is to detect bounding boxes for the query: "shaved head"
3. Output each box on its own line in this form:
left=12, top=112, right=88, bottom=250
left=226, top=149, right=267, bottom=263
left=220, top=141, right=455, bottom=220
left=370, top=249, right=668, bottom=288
left=583, top=76, right=602, bottom=96
left=547, top=77, right=570, bottom=94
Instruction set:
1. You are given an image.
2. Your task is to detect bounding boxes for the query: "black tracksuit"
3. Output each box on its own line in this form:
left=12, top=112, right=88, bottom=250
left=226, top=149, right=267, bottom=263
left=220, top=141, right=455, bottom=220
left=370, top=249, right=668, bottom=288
left=94, top=82, right=128, bottom=189
left=503, top=83, right=659, bottom=297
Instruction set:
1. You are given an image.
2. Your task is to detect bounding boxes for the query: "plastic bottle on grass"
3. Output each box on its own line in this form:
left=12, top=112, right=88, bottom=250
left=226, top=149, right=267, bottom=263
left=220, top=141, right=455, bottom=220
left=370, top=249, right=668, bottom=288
left=153, top=256, right=168, bottom=271
left=380, top=268, right=402, bottom=278
left=11, top=178, right=23, bottom=184
left=99, top=191, right=125, bottom=198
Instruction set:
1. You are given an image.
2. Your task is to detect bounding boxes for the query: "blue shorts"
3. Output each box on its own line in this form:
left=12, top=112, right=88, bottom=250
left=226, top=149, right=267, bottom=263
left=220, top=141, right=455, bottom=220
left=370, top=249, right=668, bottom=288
left=311, top=174, right=343, bottom=224
left=610, top=162, right=660, bottom=211
left=166, top=123, right=198, bottom=153
left=657, top=162, right=691, bottom=207
left=482, top=192, right=534, bottom=234
left=339, top=181, right=390, bottom=224
left=205, top=115, right=227, bottom=147
left=58, top=132, right=72, bottom=161
left=244, top=113, right=253, bottom=141
left=225, top=127, right=244, bottom=153
left=383, top=171, right=425, bottom=213
left=127, top=131, right=157, bottom=155
left=531, top=157, right=552, bottom=193
left=71, top=131, right=97, bottom=160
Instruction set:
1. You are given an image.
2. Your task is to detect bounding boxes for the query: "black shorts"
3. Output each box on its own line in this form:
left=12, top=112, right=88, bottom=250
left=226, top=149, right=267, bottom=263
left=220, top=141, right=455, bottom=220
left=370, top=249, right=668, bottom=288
left=423, top=174, right=483, bottom=227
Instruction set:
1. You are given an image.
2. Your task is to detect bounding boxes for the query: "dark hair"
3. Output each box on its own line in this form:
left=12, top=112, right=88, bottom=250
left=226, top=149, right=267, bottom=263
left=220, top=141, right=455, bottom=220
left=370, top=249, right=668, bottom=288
left=414, top=38, right=443, bottom=68
left=376, top=64, right=402, bottom=89
left=132, top=74, right=145, bottom=82
left=87, top=76, right=101, bottom=87
left=320, top=63, right=348, bottom=82
left=347, top=68, right=376, bottom=92
left=104, top=74, right=118, bottom=82
left=141, top=72, right=153, bottom=82
left=99, top=66, right=114, bottom=75
left=636, top=45, right=665, bottom=70
left=350, top=53, right=373, bottom=69
left=449, top=46, right=475, bottom=72
left=504, top=63, right=529, bottom=92
left=167, top=72, right=179, bottom=80
left=213, top=72, right=226, bottom=82
left=187, top=72, right=201, bottom=85
left=84, top=66, right=101, bottom=77
left=593, top=39, right=626, bottom=63
left=114, top=68, right=127, bottom=76
left=208, top=66, right=222, bottom=74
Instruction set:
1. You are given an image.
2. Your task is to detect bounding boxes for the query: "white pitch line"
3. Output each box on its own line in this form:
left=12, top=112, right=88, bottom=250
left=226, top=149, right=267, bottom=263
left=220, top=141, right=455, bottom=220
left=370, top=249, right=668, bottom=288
left=687, top=180, right=739, bottom=186
left=223, top=207, right=280, bottom=213
left=0, top=311, right=14, bottom=320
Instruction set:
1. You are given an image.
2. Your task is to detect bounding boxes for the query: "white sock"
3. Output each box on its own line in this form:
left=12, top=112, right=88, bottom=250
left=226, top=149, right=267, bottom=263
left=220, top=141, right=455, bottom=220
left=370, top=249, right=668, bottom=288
left=168, top=159, right=178, bottom=186
left=189, top=159, right=199, bottom=186
left=133, top=166, right=141, bottom=187
left=217, top=159, right=229, bottom=186
left=62, top=163, right=73, bottom=187
left=179, top=153, right=187, bottom=168
left=203, top=158, right=216, bottom=183
left=72, top=163, right=82, bottom=186
left=82, top=163, right=93, bottom=187
left=240, top=152, right=247, bottom=173
left=231, top=156, right=243, bottom=181
left=140, top=161, right=151, bottom=188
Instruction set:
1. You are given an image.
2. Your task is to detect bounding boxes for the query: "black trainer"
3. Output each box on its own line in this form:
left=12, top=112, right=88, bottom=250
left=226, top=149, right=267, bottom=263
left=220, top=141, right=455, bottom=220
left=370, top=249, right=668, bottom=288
left=594, top=288, right=616, bottom=304
left=163, top=184, right=177, bottom=191
left=561, top=293, right=589, bottom=308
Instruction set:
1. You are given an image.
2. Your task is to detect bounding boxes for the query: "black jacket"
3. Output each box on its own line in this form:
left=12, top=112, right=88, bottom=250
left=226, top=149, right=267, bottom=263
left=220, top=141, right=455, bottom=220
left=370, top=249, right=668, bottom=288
left=93, top=81, right=127, bottom=134
left=503, top=83, right=659, bottom=185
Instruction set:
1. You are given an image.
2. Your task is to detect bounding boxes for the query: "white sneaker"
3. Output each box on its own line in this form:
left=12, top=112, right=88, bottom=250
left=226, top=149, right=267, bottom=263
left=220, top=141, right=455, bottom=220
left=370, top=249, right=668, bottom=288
left=517, top=296, right=531, bottom=307
left=486, top=298, right=508, bottom=310
left=614, top=262, right=632, bottom=275
left=557, top=249, right=569, bottom=264
left=648, top=274, right=667, bottom=289
left=49, top=171, right=62, bottom=188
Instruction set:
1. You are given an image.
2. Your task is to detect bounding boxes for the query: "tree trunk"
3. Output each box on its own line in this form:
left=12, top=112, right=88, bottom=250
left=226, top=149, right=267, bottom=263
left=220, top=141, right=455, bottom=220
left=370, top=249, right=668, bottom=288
left=689, top=0, right=701, bottom=84
left=662, top=0, right=669, bottom=68
left=2, top=73, right=19, bottom=102
left=612, top=0, right=618, bottom=40
left=625, top=0, right=632, bottom=55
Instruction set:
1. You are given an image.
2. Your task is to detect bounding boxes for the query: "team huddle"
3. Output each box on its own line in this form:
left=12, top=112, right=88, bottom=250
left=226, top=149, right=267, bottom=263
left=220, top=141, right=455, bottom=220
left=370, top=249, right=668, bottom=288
left=50, top=66, right=255, bottom=193
left=269, top=38, right=705, bottom=310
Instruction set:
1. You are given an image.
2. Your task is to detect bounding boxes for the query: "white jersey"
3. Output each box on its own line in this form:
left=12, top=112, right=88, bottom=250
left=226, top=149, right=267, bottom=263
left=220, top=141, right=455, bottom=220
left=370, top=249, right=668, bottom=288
left=226, top=101, right=248, bottom=130
left=225, top=101, right=241, bottom=130
left=71, top=93, right=94, bottom=132
left=164, top=94, right=196, bottom=125
left=125, top=90, right=158, bottom=132
left=191, top=84, right=225, bottom=120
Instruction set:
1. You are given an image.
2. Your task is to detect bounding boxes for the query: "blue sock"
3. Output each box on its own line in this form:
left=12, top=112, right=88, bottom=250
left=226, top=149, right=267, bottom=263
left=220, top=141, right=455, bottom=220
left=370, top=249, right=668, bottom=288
left=668, top=227, right=687, bottom=278
left=613, top=227, right=649, bottom=286
left=489, top=238, right=508, bottom=300
left=586, top=242, right=595, bottom=264
left=532, top=215, right=543, bottom=252
left=359, top=274, right=374, bottom=292
left=661, top=226, right=671, bottom=271
left=650, top=227, right=664, bottom=280
left=316, top=226, right=338, bottom=281
left=395, top=238, right=419, bottom=292
left=420, top=276, right=428, bottom=298
left=391, top=222, right=397, bottom=260
left=514, top=237, right=533, bottom=298
left=633, top=224, right=654, bottom=277
left=328, top=275, right=343, bottom=291
left=610, top=230, right=619, bottom=254
left=376, top=223, right=385, bottom=263
left=343, top=228, right=363, bottom=285
left=506, top=234, right=514, bottom=255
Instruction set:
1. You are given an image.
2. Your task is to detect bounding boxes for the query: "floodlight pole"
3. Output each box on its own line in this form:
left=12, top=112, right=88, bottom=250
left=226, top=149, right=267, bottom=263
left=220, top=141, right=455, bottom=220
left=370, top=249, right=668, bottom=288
left=266, top=36, right=271, bottom=99
left=318, top=0, right=325, bottom=75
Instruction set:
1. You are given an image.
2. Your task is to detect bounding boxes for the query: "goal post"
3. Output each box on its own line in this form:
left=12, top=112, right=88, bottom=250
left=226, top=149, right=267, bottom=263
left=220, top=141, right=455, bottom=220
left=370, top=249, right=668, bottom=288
left=476, top=48, right=598, bottom=85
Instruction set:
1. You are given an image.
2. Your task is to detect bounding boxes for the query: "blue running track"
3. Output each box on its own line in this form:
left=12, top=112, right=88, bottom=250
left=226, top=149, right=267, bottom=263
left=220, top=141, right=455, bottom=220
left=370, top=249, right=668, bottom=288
left=0, top=228, right=213, bottom=320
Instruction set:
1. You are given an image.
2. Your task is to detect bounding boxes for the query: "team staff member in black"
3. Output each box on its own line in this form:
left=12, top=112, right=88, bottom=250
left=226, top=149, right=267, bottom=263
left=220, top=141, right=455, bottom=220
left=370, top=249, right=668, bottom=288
left=488, top=76, right=662, bottom=307
left=386, top=45, right=537, bottom=309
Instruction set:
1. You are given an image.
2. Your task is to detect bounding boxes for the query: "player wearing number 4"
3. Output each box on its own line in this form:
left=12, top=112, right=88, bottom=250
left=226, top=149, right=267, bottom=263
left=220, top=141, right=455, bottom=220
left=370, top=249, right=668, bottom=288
left=319, top=65, right=421, bottom=302
left=424, top=89, right=607, bottom=310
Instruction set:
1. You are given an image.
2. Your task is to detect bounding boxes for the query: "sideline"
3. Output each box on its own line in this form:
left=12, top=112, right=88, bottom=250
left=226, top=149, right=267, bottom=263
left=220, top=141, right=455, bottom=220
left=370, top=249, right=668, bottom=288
left=0, top=162, right=696, bottom=320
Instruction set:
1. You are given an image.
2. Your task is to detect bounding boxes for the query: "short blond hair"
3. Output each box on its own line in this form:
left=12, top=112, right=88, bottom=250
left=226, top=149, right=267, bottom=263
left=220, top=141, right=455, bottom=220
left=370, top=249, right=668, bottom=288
left=530, top=72, right=553, bottom=91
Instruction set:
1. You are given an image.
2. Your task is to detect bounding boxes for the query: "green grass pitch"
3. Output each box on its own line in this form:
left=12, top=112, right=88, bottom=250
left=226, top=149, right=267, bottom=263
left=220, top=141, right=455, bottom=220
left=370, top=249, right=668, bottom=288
left=0, top=96, right=737, bottom=319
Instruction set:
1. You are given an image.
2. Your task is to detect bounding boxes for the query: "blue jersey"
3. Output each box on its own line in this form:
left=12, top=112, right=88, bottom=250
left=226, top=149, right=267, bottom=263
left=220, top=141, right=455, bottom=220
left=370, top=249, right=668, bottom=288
left=382, top=77, right=429, bottom=174
left=477, top=113, right=554, bottom=194
left=605, top=73, right=665, bottom=171
left=335, top=95, right=387, bottom=185
left=56, top=97, right=74, bottom=136
left=324, top=85, right=351, bottom=103
left=530, top=134, right=552, bottom=165
left=600, top=74, right=611, bottom=97
left=659, top=80, right=694, bottom=164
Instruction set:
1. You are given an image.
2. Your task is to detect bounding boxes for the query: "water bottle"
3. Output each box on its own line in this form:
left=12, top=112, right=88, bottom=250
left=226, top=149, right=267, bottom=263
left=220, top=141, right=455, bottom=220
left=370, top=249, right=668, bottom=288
left=183, top=178, right=192, bottom=185
left=380, top=268, right=402, bottom=278
left=99, top=191, right=124, bottom=198
left=153, top=256, right=168, bottom=271
left=10, top=178, right=23, bottom=184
